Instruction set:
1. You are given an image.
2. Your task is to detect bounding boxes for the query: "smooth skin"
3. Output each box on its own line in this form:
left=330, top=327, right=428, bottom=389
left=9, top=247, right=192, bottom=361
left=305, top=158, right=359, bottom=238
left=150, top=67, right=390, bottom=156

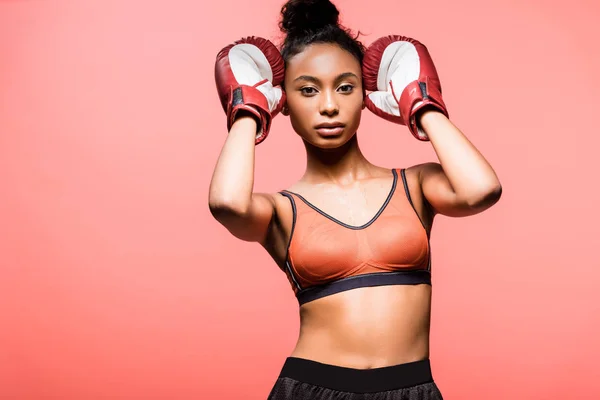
left=209, top=43, right=502, bottom=369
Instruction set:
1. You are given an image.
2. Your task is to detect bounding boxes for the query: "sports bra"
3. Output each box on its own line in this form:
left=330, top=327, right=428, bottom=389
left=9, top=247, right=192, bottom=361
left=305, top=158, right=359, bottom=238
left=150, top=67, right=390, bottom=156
left=278, top=168, right=431, bottom=306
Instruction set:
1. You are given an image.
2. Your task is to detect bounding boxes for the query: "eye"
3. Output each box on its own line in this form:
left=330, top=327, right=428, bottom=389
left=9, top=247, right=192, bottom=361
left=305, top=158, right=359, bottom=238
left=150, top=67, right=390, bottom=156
left=338, top=84, right=354, bottom=93
left=300, top=87, right=318, bottom=96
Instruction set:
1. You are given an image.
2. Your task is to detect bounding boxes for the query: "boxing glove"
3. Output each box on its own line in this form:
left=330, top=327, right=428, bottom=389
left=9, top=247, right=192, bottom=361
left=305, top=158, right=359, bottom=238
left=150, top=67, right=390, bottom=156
left=362, top=35, right=448, bottom=141
left=214, top=36, right=286, bottom=145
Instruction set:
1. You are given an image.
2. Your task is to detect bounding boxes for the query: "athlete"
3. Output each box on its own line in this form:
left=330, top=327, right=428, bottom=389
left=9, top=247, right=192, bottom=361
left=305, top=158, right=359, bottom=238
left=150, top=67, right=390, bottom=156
left=209, top=0, right=502, bottom=398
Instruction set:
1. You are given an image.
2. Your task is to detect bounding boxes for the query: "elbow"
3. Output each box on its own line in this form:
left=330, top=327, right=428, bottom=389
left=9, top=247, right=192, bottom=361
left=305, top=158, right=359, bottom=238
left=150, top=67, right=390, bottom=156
left=208, top=197, right=250, bottom=219
left=466, top=184, right=502, bottom=209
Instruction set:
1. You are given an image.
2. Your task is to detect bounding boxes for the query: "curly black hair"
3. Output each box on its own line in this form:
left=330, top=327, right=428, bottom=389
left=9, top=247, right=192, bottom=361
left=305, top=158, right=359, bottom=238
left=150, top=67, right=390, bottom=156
left=278, top=0, right=365, bottom=65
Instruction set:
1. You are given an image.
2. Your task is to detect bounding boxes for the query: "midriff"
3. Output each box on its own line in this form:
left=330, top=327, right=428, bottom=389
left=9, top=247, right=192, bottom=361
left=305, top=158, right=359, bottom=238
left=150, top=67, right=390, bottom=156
left=290, top=284, right=432, bottom=369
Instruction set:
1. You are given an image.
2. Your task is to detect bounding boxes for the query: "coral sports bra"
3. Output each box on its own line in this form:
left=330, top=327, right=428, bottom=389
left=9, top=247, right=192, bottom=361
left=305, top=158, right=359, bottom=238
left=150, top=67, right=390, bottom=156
left=278, top=168, right=431, bottom=306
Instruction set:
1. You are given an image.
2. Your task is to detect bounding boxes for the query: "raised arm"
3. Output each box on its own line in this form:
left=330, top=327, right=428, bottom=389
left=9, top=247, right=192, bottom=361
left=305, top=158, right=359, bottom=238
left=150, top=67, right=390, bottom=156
left=417, top=111, right=502, bottom=218
left=362, top=35, right=501, bottom=218
left=208, top=115, right=277, bottom=242
left=208, top=36, right=286, bottom=242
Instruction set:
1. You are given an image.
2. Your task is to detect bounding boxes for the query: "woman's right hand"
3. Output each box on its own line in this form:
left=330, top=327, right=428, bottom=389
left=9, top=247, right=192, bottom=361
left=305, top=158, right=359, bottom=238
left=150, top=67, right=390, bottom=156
left=214, top=36, right=286, bottom=145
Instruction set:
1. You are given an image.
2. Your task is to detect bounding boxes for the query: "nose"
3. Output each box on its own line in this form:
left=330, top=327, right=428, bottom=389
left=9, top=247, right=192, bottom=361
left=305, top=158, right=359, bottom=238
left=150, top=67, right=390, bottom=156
left=319, top=90, right=339, bottom=116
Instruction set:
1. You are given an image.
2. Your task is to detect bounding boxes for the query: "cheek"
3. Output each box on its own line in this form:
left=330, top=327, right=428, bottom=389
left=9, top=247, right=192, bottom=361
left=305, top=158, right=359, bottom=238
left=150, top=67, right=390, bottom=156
left=287, top=96, right=314, bottom=125
left=343, top=94, right=365, bottom=119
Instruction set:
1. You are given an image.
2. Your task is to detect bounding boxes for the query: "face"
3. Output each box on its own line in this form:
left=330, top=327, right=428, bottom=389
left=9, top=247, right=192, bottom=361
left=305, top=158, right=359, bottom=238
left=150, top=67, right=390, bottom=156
left=283, top=43, right=364, bottom=149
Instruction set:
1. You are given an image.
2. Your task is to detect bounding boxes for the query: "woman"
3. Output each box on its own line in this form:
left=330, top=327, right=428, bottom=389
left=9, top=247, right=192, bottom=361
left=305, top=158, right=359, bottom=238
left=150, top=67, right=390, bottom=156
left=210, top=0, right=502, bottom=398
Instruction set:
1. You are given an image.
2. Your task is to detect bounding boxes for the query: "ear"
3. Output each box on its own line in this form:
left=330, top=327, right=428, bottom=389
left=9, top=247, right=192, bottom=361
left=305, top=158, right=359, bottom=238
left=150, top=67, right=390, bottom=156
left=281, top=104, right=290, bottom=116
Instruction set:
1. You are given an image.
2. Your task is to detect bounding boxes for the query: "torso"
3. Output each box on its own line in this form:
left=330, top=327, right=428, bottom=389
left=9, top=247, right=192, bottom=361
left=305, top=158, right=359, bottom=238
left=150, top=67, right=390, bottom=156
left=262, top=165, right=435, bottom=369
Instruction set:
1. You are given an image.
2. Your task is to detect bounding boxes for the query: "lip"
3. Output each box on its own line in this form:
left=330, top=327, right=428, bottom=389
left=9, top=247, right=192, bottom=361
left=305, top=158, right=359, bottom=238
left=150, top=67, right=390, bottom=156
left=315, top=126, right=345, bottom=136
left=315, top=122, right=345, bottom=129
left=314, top=122, right=345, bottom=137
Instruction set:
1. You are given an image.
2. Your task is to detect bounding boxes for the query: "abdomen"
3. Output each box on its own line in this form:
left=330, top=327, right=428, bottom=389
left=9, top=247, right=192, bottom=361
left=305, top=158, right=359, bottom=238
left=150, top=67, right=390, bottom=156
left=291, top=284, right=432, bottom=369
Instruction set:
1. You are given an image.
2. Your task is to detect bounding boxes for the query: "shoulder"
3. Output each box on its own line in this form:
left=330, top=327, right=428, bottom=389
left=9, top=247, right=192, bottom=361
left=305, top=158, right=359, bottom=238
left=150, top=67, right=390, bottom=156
left=253, top=191, right=292, bottom=212
left=396, top=163, right=438, bottom=227
left=268, top=190, right=297, bottom=221
left=403, top=162, right=442, bottom=181
left=395, top=163, right=425, bottom=191
left=402, top=162, right=444, bottom=196
left=257, top=190, right=297, bottom=249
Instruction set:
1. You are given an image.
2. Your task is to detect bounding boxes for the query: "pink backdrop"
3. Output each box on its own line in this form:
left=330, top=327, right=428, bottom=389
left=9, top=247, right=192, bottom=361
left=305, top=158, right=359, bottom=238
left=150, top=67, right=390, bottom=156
left=1, top=0, right=599, bottom=399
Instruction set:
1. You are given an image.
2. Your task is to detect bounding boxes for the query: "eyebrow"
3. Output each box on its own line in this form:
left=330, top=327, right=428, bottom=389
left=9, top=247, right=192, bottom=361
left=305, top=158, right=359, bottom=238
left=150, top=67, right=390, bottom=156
left=293, top=72, right=359, bottom=84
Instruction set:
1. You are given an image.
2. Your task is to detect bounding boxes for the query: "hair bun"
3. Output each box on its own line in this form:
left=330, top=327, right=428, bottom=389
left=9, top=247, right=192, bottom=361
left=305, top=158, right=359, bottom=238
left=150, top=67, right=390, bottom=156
left=280, top=0, right=340, bottom=37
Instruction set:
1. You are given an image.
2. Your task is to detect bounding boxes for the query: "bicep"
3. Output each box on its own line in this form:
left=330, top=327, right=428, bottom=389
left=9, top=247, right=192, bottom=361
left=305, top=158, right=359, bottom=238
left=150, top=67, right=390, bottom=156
left=418, top=162, right=476, bottom=218
left=209, top=193, right=276, bottom=243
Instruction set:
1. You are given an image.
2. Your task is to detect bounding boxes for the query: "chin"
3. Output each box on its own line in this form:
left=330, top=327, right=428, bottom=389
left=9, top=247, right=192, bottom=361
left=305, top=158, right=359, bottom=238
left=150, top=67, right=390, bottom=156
left=308, top=132, right=357, bottom=150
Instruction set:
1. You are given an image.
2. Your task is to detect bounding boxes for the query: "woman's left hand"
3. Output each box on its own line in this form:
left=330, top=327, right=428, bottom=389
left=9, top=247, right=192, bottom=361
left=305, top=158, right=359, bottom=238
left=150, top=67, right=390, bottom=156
left=362, top=35, right=448, bottom=141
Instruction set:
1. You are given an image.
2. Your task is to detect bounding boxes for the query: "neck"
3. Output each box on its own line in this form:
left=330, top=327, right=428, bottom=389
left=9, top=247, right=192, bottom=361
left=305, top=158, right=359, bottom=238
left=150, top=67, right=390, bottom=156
left=302, top=134, right=375, bottom=186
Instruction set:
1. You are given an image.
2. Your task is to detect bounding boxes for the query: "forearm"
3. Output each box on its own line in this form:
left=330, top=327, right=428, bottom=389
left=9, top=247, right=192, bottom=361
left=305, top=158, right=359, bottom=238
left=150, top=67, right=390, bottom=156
left=419, top=110, right=502, bottom=203
left=208, top=115, right=258, bottom=212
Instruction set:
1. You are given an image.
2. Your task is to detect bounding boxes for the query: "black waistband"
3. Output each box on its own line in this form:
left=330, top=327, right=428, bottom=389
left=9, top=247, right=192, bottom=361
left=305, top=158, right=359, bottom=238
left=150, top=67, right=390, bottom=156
left=278, top=357, right=434, bottom=393
left=297, top=270, right=432, bottom=306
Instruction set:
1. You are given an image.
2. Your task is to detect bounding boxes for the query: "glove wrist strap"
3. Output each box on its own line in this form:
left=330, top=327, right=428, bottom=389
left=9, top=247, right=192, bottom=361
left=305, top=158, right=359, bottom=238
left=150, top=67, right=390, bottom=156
left=227, top=86, right=271, bottom=144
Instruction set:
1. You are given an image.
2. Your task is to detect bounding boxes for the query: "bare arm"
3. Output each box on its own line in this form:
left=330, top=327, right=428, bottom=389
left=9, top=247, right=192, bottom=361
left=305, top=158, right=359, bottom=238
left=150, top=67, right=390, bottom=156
left=417, top=109, right=502, bottom=218
left=208, top=114, right=276, bottom=243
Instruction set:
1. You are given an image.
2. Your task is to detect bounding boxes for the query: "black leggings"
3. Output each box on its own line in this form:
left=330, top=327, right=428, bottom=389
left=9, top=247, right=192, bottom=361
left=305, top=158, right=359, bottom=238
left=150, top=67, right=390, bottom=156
left=267, top=357, right=443, bottom=400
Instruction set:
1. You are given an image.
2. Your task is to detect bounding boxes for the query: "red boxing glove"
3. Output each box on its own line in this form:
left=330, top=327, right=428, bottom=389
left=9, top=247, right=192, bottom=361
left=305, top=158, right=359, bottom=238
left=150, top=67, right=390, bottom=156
left=362, top=35, right=448, bottom=141
left=214, top=36, right=286, bottom=145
